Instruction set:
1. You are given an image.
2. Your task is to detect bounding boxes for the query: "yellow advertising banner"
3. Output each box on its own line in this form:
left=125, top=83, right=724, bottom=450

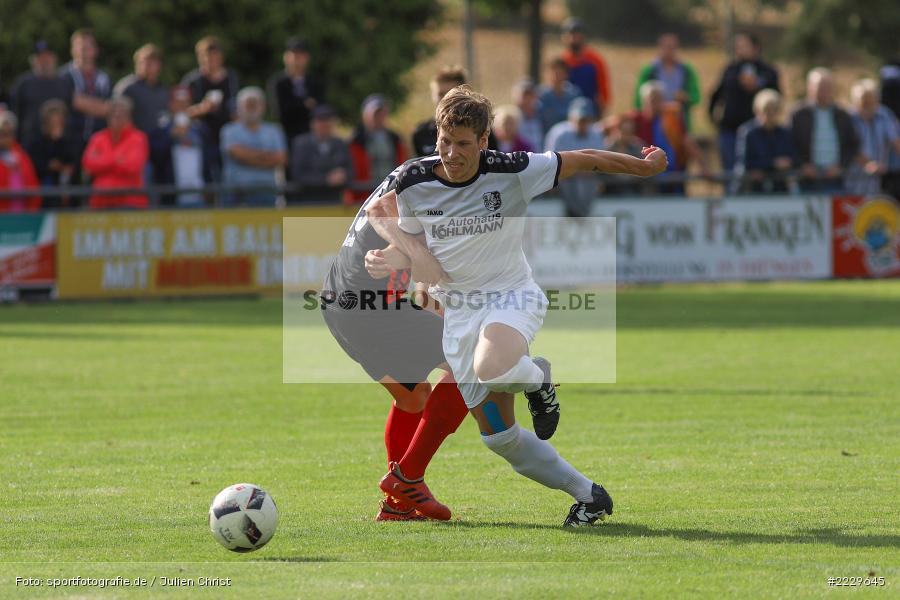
left=56, top=206, right=354, bottom=299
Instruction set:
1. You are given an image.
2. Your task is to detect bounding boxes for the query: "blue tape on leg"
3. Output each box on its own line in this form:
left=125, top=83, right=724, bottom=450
left=482, top=400, right=507, bottom=434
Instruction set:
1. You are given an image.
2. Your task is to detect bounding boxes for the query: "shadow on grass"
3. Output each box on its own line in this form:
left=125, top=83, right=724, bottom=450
left=581, top=387, right=875, bottom=398
left=256, top=556, right=338, bottom=563
left=441, top=521, right=900, bottom=549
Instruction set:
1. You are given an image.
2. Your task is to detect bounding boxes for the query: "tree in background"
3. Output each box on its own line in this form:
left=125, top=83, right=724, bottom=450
left=0, top=0, right=440, bottom=122
left=566, top=0, right=702, bottom=45
left=784, top=0, right=900, bottom=65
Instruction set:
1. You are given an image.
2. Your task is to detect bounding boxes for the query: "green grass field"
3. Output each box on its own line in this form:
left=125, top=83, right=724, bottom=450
left=1, top=281, right=898, bottom=598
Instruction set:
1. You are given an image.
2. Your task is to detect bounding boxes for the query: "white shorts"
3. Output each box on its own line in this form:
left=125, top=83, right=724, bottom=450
left=439, top=280, right=548, bottom=409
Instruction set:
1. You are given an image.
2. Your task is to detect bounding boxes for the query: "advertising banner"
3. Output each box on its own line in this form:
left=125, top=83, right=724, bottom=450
left=832, top=195, right=900, bottom=278
left=0, top=213, right=55, bottom=295
left=56, top=207, right=351, bottom=299
left=529, top=196, right=832, bottom=283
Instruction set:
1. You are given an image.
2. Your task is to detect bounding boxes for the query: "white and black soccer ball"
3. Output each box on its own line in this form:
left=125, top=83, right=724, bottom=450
left=208, top=483, right=278, bottom=552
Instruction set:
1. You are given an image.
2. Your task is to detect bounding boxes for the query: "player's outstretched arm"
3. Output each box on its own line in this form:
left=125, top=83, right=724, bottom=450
left=365, top=191, right=449, bottom=285
left=558, top=146, right=668, bottom=180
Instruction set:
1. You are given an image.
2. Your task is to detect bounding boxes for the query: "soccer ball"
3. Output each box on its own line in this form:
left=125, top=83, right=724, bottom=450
left=208, top=483, right=278, bottom=552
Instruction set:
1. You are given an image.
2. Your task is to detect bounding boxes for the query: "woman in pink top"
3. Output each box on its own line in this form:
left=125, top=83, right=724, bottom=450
left=82, top=96, right=149, bottom=209
left=0, top=112, right=41, bottom=213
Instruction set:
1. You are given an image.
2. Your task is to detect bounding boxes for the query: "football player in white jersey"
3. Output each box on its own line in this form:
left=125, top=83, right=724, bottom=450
left=367, top=86, right=667, bottom=526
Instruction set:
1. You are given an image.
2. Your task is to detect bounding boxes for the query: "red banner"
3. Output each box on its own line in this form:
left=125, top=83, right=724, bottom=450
left=832, top=195, right=900, bottom=278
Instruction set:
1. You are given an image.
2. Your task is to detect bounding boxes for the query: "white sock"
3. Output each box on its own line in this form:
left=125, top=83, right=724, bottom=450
left=481, top=423, right=594, bottom=502
left=478, top=355, right=544, bottom=394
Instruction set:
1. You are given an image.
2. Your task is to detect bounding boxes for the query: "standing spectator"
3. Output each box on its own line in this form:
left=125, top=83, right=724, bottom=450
left=634, top=81, right=707, bottom=194
left=734, top=89, right=794, bottom=194
left=709, top=32, right=780, bottom=172
left=25, top=100, right=79, bottom=208
left=81, top=96, right=149, bottom=209
left=60, top=29, right=112, bottom=152
left=633, top=33, right=701, bottom=131
left=113, top=44, right=168, bottom=135
left=290, top=105, right=352, bottom=203
left=493, top=105, right=533, bottom=153
left=537, top=58, right=581, bottom=135
left=182, top=36, right=240, bottom=182
left=512, top=80, right=543, bottom=151
left=0, top=112, right=41, bottom=213
left=10, top=40, right=71, bottom=149
left=148, top=86, right=206, bottom=207
left=790, top=68, right=859, bottom=193
left=544, top=97, right=605, bottom=217
left=347, top=94, right=406, bottom=203
left=411, top=66, right=467, bottom=157
left=881, top=58, right=900, bottom=198
left=602, top=113, right=645, bottom=195
left=268, top=36, right=323, bottom=150
left=846, top=79, right=900, bottom=195
left=560, top=18, right=612, bottom=117
left=220, top=87, right=287, bottom=206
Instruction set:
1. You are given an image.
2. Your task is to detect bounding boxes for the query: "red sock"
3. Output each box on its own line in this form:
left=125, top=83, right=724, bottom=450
left=398, top=373, right=469, bottom=480
left=384, top=404, right=423, bottom=466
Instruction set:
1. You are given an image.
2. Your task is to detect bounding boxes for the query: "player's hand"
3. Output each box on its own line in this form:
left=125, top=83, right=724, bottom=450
left=641, top=146, right=668, bottom=176
left=365, top=249, right=393, bottom=279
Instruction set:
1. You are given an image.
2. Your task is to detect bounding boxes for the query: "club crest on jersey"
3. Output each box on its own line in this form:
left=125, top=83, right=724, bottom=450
left=482, top=191, right=502, bottom=211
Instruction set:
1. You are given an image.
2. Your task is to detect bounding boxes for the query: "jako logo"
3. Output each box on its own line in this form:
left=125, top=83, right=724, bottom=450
left=426, top=209, right=444, bottom=215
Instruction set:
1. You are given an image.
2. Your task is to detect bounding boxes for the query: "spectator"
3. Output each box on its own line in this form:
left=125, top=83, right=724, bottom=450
left=81, top=96, right=149, bottom=209
left=290, top=104, right=352, bottom=203
left=10, top=40, right=71, bottom=149
left=113, top=44, right=168, bottom=135
left=602, top=113, right=645, bottom=195
left=537, top=57, right=581, bottom=135
left=709, top=32, right=780, bottom=172
left=182, top=36, right=240, bottom=182
left=412, top=66, right=466, bottom=157
left=220, top=87, right=287, bottom=206
left=148, top=86, right=206, bottom=207
left=0, top=112, right=41, bottom=213
left=846, top=79, right=900, bottom=195
left=560, top=18, right=612, bottom=117
left=60, top=29, right=112, bottom=151
left=268, top=36, right=323, bottom=150
left=634, top=33, right=701, bottom=131
left=790, top=68, right=859, bottom=193
left=347, top=93, right=406, bottom=203
left=544, top=97, right=605, bottom=217
left=493, top=105, right=533, bottom=153
left=734, top=89, right=794, bottom=194
left=881, top=58, right=900, bottom=198
left=634, top=81, right=707, bottom=194
left=511, top=79, right=543, bottom=151
left=25, top=100, right=78, bottom=208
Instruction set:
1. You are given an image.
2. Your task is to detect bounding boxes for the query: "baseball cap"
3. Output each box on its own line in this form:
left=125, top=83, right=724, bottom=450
left=562, top=18, right=585, bottom=34
left=361, top=93, right=388, bottom=113
left=568, top=97, right=595, bottom=120
left=312, top=104, right=337, bottom=120
left=32, top=40, right=53, bottom=54
left=285, top=36, right=309, bottom=53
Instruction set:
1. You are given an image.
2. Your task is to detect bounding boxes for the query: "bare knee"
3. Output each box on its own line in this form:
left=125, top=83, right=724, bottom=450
left=473, top=323, right=528, bottom=381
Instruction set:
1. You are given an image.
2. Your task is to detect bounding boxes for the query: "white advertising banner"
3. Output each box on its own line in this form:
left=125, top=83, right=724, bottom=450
left=527, top=196, right=832, bottom=283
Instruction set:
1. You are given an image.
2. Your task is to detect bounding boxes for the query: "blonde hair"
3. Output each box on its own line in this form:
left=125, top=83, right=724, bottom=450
left=753, top=88, right=782, bottom=114
left=493, top=104, right=522, bottom=130
left=851, top=78, right=879, bottom=107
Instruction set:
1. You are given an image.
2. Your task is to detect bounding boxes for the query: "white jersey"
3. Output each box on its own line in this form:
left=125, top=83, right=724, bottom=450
left=396, top=150, right=561, bottom=294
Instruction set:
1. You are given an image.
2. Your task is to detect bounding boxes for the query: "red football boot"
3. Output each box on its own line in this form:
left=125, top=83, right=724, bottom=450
left=375, top=498, right=428, bottom=521
left=379, top=462, right=451, bottom=521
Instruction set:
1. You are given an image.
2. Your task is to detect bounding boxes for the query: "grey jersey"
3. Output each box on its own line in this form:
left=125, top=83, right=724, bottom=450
left=396, top=150, right=561, bottom=293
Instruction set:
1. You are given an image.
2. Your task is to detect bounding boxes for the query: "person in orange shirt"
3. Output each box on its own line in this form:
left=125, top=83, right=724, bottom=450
left=560, top=18, right=611, bottom=117
left=82, top=96, right=149, bottom=209
left=0, top=111, right=41, bottom=213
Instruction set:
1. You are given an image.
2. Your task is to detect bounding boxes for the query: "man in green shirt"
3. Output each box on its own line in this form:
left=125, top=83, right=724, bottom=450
left=633, top=33, right=701, bottom=131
